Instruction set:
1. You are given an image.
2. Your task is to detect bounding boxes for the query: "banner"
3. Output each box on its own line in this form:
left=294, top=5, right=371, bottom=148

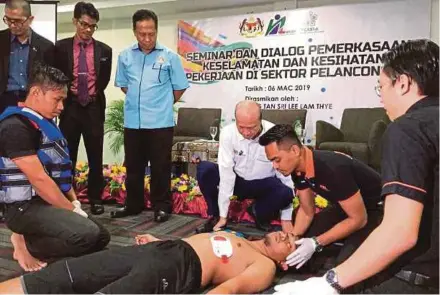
left=177, top=0, right=431, bottom=144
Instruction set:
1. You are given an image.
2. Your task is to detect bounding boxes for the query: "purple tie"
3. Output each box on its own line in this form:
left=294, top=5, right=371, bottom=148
left=77, top=42, right=89, bottom=106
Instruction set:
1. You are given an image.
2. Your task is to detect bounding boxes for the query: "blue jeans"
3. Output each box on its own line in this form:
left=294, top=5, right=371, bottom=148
left=4, top=197, right=110, bottom=260
left=196, top=161, right=293, bottom=222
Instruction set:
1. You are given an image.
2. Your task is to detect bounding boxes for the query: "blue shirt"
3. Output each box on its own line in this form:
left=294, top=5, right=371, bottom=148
left=7, top=34, right=30, bottom=92
left=115, top=42, right=189, bottom=129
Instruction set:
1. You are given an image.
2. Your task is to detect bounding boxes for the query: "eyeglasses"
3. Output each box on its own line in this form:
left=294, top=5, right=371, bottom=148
left=77, top=19, right=98, bottom=31
left=3, top=16, right=30, bottom=27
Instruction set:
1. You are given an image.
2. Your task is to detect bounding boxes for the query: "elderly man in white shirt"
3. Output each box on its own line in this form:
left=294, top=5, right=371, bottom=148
left=196, top=101, right=295, bottom=232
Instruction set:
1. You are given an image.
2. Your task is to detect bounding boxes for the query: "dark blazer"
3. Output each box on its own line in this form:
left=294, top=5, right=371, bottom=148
left=54, top=37, right=112, bottom=121
left=0, top=29, right=55, bottom=95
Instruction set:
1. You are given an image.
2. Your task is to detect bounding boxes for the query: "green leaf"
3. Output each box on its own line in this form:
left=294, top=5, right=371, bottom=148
left=104, top=100, right=125, bottom=156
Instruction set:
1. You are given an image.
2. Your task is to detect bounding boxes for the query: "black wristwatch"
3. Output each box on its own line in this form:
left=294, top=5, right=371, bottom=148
left=311, top=236, right=323, bottom=252
left=325, top=269, right=343, bottom=293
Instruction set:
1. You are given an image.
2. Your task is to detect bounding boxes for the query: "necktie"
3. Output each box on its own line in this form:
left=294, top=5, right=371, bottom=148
left=77, top=42, right=89, bottom=106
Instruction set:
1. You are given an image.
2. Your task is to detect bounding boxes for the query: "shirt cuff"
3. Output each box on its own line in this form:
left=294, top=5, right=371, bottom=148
left=218, top=196, right=230, bottom=218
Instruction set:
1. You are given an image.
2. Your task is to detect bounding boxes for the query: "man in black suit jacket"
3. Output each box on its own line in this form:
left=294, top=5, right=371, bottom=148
left=54, top=1, right=112, bottom=215
left=0, top=0, right=54, bottom=114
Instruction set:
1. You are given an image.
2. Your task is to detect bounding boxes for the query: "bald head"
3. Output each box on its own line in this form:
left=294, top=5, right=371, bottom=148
left=235, top=101, right=262, bottom=139
left=235, top=101, right=262, bottom=121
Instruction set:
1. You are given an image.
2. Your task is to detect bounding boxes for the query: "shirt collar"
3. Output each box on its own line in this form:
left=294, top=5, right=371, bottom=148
left=131, top=41, right=165, bottom=51
left=10, top=29, right=32, bottom=44
left=74, top=35, right=93, bottom=46
left=304, top=147, right=315, bottom=179
left=405, top=96, right=439, bottom=114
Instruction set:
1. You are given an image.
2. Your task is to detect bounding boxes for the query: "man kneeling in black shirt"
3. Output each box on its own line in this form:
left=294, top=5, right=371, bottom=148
left=259, top=124, right=383, bottom=271
left=0, top=64, right=109, bottom=272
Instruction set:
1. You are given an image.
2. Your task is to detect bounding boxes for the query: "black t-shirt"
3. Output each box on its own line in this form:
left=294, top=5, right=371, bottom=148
left=292, top=149, right=382, bottom=208
left=381, top=96, right=439, bottom=277
left=0, top=115, right=41, bottom=159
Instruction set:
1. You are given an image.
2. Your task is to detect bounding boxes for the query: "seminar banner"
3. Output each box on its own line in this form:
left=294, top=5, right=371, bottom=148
left=177, top=0, right=430, bottom=144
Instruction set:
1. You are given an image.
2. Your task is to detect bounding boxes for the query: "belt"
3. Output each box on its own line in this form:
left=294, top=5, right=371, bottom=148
left=395, top=270, right=438, bottom=288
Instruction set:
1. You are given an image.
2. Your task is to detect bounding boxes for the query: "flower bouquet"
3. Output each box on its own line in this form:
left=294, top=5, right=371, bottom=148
left=171, top=174, right=208, bottom=218
left=73, top=161, right=89, bottom=200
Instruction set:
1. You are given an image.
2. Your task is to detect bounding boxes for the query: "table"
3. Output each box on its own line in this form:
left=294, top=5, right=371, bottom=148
left=171, top=140, right=219, bottom=176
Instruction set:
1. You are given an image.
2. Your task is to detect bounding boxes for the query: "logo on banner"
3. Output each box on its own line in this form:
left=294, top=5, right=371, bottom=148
left=239, top=16, right=264, bottom=38
left=265, top=14, right=295, bottom=36
left=299, top=11, right=322, bottom=34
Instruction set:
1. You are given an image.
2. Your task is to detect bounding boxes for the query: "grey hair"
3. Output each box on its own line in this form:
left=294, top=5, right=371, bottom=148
left=5, top=0, right=32, bottom=17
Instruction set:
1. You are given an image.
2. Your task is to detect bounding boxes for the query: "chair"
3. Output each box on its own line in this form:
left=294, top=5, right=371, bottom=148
left=316, top=107, right=390, bottom=171
left=261, top=109, right=307, bottom=127
left=173, top=107, right=222, bottom=145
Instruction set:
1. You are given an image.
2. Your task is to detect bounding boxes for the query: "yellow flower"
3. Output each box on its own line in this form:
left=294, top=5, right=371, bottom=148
left=292, top=196, right=300, bottom=209
left=315, top=195, right=328, bottom=208
left=111, top=166, right=118, bottom=173
left=178, top=185, right=188, bottom=192
left=229, top=195, right=238, bottom=201
left=76, top=161, right=85, bottom=170
left=181, top=174, right=189, bottom=180
left=122, top=183, right=126, bottom=191
left=120, top=166, right=126, bottom=173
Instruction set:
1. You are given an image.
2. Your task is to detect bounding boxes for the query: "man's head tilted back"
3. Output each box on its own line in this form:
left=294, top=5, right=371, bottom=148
left=378, top=39, right=439, bottom=121
left=25, top=63, right=70, bottom=120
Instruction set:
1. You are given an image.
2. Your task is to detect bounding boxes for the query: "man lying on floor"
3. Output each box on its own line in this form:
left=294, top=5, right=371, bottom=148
left=0, top=231, right=297, bottom=294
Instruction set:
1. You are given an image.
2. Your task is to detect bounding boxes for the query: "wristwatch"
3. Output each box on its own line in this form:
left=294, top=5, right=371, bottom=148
left=311, top=236, right=323, bottom=252
left=325, top=269, right=343, bottom=293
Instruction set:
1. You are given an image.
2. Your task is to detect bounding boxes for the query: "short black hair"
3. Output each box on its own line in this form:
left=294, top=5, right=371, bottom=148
left=28, top=63, right=70, bottom=93
left=382, top=39, right=439, bottom=97
left=132, top=9, right=158, bottom=30
left=5, top=0, right=31, bottom=17
left=73, top=1, right=99, bottom=22
left=259, top=124, right=303, bottom=149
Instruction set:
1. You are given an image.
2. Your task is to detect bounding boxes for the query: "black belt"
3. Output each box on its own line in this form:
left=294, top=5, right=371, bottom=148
left=395, top=270, right=438, bottom=288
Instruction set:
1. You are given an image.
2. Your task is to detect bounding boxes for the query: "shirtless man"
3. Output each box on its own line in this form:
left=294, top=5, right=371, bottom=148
left=0, top=231, right=297, bottom=294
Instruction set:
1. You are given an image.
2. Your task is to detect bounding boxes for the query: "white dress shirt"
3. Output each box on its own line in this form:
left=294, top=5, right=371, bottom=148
left=217, top=120, right=294, bottom=220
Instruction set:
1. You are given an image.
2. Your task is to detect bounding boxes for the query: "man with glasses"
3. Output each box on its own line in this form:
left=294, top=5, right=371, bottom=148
left=259, top=124, right=383, bottom=273
left=273, top=39, right=438, bottom=294
left=54, top=2, right=112, bottom=215
left=196, top=101, right=295, bottom=233
left=0, top=0, right=54, bottom=114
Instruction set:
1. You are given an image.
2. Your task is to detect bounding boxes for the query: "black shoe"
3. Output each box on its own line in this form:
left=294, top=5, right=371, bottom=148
left=110, top=207, right=141, bottom=218
left=154, top=210, right=170, bottom=222
left=90, top=204, right=105, bottom=215
left=246, top=203, right=273, bottom=232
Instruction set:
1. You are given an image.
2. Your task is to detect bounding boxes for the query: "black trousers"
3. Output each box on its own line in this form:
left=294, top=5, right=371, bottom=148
left=5, top=198, right=110, bottom=260
left=124, top=127, right=174, bottom=213
left=21, top=240, right=202, bottom=294
left=59, top=101, right=104, bottom=204
left=0, top=90, right=27, bottom=114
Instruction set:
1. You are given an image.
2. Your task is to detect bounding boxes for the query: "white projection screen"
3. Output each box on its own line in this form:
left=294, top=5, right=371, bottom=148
left=0, top=1, right=58, bottom=43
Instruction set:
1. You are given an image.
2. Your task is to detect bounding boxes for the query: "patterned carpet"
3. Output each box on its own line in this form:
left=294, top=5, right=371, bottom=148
left=0, top=204, right=331, bottom=293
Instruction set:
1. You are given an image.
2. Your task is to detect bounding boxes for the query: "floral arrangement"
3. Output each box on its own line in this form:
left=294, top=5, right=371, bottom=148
left=171, top=174, right=203, bottom=201
left=73, top=162, right=329, bottom=221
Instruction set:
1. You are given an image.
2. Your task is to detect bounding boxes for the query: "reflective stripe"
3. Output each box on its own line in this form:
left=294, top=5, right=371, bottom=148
left=0, top=107, right=73, bottom=203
